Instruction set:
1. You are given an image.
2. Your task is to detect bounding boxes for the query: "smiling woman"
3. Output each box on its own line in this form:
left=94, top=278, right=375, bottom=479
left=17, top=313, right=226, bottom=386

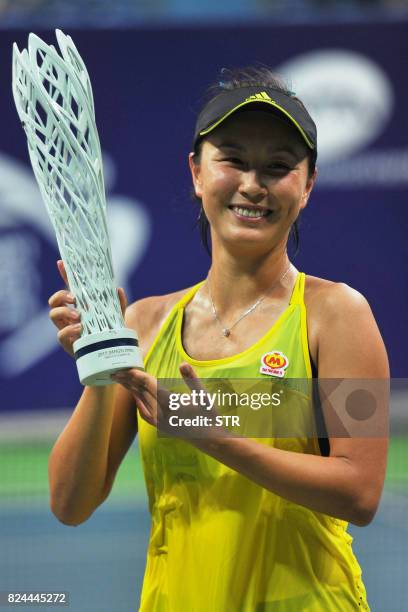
left=191, top=69, right=317, bottom=255
left=189, top=111, right=315, bottom=259
left=48, top=65, right=388, bottom=611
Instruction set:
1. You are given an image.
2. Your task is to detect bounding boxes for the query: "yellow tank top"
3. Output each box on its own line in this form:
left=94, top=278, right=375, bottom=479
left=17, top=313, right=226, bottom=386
left=137, top=273, right=370, bottom=611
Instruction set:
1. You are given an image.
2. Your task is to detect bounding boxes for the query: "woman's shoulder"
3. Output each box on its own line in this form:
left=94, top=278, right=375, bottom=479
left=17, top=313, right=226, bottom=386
left=303, top=274, right=375, bottom=368
left=304, top=274, right=370, bottom=317
left=126, top=285, right=197, bottom=325
left=125, top=284, right=199, bottom=357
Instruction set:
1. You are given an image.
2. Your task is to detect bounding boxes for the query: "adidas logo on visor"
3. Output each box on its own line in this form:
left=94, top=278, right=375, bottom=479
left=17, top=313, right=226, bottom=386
left=244, top=91, right=273, bottom=102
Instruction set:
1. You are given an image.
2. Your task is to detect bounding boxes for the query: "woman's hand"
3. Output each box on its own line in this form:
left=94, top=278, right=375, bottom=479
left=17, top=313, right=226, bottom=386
left=48, top=259, right=127, bottom=357
left=111, top=362, right=209, bottom=432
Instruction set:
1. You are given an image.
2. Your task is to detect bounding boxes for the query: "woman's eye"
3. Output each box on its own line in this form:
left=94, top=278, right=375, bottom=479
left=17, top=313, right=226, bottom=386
left=223, top=157, right=243, bottom=165
left=267, top=163, right=291, bottom=172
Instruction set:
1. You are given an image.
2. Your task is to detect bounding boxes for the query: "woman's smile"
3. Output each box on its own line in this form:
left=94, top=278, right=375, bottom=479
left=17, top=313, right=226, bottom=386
left=228, top=204, right=273, bottom=222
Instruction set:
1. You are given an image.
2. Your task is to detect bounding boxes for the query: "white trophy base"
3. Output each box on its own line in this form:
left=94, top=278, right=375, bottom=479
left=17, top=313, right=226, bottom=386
left=73, top=328, right=144, bottom=386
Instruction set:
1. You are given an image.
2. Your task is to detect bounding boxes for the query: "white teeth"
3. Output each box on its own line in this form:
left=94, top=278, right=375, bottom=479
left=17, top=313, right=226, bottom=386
left=233, top=206, right=269, bottom=218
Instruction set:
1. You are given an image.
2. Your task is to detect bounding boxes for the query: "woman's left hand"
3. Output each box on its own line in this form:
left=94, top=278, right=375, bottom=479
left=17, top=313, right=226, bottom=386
left=111, top=362, right=205, bottom=431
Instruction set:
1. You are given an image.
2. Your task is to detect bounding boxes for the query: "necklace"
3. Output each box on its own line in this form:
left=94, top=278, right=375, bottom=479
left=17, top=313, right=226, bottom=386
left=207, top=262, right=292, bottom=338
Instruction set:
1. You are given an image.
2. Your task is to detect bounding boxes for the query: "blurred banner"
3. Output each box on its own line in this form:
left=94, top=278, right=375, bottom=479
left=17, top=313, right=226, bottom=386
left=0, top=21, right=407, bottom=413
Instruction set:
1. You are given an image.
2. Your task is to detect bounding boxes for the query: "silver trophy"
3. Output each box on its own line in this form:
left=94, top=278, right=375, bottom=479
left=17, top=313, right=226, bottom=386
left=12, top=30, right=144, bottom=386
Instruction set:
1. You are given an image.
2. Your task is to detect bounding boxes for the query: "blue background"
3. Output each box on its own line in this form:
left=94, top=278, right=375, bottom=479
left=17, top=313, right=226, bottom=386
left=1, top=21, right=407, bottom=413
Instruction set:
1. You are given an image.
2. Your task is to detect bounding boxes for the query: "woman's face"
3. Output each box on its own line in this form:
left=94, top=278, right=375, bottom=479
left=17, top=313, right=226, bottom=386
left=189, top=110, right=316, bottom=254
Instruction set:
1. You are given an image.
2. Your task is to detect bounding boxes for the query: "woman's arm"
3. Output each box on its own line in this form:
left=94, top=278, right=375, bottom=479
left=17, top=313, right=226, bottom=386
left=189, top=283, right=389, bottom=526
left=47, top=267, right=170, bottom=525
left=48, top=383, right=136, bottom=526
left=48, top=287, right=139, bottom=526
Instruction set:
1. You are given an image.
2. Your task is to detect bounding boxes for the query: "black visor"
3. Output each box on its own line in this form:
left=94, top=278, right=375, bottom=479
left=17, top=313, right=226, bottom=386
left=193, top=86, right=317, bottom=152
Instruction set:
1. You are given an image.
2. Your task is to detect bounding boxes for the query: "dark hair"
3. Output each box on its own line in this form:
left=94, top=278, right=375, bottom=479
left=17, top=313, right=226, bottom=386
left=191, top=65, right=316, bottom=256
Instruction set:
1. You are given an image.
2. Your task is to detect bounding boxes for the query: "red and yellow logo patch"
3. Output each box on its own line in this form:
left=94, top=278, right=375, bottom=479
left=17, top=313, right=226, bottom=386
left=260, top=351, right=289, bottom=378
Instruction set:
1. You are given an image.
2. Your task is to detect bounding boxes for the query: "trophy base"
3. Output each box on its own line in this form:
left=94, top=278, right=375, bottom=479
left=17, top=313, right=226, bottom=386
left=73, top=329, right=144, bottom=386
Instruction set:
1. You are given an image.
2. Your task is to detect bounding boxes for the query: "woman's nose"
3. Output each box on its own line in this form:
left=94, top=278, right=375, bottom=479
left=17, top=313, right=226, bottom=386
left=238, top=170, right=267, bottom=202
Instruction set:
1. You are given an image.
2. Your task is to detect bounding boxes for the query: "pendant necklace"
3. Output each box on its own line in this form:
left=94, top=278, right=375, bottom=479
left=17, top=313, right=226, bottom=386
left=207, top=262, right=292, bottom=338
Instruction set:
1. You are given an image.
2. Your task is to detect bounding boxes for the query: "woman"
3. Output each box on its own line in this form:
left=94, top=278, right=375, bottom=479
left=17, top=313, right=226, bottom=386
left=48, top=67, right=388, bottom=611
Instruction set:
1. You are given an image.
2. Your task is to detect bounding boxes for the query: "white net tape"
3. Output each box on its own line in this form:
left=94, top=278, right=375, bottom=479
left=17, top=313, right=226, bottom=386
left=12, top=30, right=123, bottom=336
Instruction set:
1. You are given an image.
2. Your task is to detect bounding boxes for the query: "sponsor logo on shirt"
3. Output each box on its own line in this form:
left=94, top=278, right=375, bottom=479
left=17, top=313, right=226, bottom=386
left=260, top=351, right=289, bottom=378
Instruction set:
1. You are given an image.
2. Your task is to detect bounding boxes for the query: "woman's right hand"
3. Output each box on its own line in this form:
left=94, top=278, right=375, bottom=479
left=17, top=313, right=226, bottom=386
left=48, top=260, right=128, bottom=358
left=48, top=260, right=81, bottom=357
